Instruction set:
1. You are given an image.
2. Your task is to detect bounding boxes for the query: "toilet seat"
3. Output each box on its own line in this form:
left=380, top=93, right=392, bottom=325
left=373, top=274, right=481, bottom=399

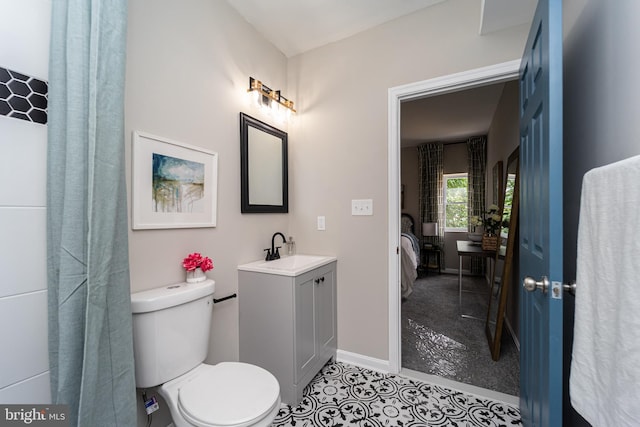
left=178, top=362, right=280, bottom=427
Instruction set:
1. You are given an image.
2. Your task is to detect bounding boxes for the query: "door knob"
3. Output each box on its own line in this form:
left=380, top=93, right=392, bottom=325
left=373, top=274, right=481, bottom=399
left=563, top=281, right=577, bottom=295
left=523, top=276, right=549, bottom=293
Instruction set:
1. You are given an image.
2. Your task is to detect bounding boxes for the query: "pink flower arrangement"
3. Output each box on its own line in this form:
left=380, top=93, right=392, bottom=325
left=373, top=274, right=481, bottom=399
left=182, top=252, right=214, bottom=272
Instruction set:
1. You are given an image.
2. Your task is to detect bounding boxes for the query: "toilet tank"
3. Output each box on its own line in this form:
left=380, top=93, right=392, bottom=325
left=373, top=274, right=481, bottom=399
left=131, top=280, right=215, bottom=388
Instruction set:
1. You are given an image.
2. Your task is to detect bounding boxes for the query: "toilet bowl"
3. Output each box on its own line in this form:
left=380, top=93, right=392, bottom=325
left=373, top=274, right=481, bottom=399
left=159, top=363, right=280, bottom=427
left=130, top=280, right=281, bottom=427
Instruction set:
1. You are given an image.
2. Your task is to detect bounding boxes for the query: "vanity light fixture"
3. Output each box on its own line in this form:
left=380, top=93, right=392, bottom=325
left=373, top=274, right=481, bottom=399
left=248, top=77, right=296, bottom=114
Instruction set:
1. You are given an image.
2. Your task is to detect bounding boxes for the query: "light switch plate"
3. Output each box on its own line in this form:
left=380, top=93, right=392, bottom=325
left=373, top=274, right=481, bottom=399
left=317, top=216, right=326, bottom=230
left=351, top=199, right=373, bottom=216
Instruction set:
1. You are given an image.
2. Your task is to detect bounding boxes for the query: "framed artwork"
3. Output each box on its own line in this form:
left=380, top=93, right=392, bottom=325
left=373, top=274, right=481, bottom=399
left=132, top=131, right=218, bottom=229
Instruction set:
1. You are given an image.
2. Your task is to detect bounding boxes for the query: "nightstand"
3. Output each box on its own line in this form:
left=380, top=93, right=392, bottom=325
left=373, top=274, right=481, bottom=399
left=422, top=244, right=442, bottom=274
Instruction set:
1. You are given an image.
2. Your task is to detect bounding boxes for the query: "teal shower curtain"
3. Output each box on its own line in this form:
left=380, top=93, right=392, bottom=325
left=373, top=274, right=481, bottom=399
left=47, top=1, right=136, bottom=426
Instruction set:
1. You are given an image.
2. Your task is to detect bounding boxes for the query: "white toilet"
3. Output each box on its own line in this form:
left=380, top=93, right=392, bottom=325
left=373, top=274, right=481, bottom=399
left=131, top=280, right=281, bottom=427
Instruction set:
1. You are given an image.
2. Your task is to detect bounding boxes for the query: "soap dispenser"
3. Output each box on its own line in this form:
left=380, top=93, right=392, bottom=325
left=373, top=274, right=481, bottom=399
left=287, top=236, right=296, bottom=255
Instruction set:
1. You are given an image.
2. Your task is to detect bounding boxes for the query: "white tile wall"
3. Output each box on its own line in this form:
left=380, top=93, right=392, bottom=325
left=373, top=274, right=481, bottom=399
left=0, top=0, right=51, bottom=81
left=0, top=207, right=47, bottom=297
left=0, top=291, right=49, bottom=389
left=0, top=116, right=47, bottom=206
left=0, top=373, right=51, bottom=404
left=0, top=0, right=51, bottom=405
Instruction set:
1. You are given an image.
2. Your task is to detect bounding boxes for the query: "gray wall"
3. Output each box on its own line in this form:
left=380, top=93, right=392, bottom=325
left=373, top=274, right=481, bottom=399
left=563, top=1, right=640, bottom=425
left=126, top=0, right=530, bottom=366
left=486, top=81, right=520, bottom=340
left=287, top=0, right=529, bottom=361
left=126, top=0, right=290, bottom=368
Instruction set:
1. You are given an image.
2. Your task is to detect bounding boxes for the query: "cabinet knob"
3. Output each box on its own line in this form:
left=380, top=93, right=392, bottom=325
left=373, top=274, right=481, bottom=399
left=314, top=278, right=320, bottom=284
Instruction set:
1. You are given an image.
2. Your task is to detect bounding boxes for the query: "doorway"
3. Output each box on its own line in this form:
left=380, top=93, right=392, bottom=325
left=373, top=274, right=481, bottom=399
left=388, top=60, right=520, bottom=397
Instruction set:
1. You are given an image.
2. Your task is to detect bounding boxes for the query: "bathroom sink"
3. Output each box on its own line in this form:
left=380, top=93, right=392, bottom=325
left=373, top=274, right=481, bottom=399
left=237, top=254, right=337, bottom=277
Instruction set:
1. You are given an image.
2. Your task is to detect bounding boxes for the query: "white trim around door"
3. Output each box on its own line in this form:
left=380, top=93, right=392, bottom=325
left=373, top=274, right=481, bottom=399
left=387, top=59, right=521, bottom=373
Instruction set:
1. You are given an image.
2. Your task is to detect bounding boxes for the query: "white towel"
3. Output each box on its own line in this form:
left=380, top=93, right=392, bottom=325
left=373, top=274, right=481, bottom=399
left=570, top=155, right=640, bottom=427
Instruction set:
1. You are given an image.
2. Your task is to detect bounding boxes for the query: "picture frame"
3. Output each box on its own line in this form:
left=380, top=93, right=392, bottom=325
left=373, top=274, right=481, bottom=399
left=132, top=131, right=218, bottom=229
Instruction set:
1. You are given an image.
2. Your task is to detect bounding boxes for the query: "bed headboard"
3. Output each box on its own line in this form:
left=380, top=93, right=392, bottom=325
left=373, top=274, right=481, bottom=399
left=401, top=213, right=415, bottom=235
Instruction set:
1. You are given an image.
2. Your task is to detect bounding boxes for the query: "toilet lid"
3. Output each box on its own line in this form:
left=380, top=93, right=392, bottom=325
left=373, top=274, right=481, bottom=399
left=178, top=362, right=280, bottom=427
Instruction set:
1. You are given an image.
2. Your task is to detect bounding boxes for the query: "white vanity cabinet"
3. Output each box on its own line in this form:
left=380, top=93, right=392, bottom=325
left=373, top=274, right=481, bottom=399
left=238, top=258, right=336, bottom=405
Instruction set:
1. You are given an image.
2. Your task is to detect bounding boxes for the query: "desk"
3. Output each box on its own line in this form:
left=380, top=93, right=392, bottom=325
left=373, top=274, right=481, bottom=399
left=456, top=240, right=495, bottom=319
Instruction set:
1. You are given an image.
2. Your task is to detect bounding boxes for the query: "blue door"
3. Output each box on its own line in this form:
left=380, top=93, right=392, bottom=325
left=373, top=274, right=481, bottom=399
left=519, top=0, right=563, bottom=425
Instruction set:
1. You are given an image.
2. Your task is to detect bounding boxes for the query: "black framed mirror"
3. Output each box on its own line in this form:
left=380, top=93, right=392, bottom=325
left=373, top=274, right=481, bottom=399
left=240, top=113, right=288, bottom=213
left=485, top=147, right=520, bottom=361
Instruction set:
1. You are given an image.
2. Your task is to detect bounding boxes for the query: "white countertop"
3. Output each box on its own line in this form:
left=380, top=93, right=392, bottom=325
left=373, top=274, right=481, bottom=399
left=237, top=254, right=337, bottom=277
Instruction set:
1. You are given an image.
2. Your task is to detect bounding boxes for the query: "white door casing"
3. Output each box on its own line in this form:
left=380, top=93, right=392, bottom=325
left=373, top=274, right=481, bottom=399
left=387, top=60, right=521, bottom=373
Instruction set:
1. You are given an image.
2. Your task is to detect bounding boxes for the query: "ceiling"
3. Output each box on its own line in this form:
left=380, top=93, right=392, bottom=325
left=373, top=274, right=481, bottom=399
left=226, top=0, right=446, bottom=58
left=226, top=0, right=536, bottom=145
left=400, top=82, right=509, bottom=147
left=226, top=0, right=537, bottom=58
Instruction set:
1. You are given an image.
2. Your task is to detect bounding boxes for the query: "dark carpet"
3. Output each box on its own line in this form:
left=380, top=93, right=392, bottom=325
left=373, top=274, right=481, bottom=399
left=401, top=273, right=520, bottom=396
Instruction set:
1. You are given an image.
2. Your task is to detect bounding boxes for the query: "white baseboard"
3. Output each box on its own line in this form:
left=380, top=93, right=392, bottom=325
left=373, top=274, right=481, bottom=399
left=334, top=350, right=519, bottom=406
left=400, top=368, right=519, bottom=406
left=335, top=350, right=391, bottom=374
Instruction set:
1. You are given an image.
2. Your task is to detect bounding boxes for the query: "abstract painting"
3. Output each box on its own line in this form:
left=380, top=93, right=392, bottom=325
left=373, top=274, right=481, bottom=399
left=132, top=131, right=218, bottom=229
left=152, top=154, right=204, bottom=213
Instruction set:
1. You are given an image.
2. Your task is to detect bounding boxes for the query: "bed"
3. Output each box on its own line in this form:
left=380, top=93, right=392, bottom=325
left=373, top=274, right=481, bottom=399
left=401, top=213, right=420, bottom=299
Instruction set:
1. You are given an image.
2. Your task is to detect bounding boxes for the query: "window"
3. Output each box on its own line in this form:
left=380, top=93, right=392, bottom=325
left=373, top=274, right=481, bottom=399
left=444, top=173, right=468, bottom=231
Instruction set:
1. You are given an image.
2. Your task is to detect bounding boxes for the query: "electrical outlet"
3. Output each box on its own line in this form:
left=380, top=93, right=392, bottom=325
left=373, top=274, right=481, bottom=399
left=317, top=216, right=326, bottom=230
left=351, top=199, right=373, bottom=216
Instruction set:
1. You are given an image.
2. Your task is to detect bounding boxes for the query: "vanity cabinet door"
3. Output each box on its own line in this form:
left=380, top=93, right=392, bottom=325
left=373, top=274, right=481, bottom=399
left=294, top=274, right=317, bottom=380
left=315, top=269, right=336, bottom=361
left=294, top=264, right=337, bottom=383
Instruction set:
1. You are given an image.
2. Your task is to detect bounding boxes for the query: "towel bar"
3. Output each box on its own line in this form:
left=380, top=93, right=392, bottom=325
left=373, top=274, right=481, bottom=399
left=213, top=293, right=237, bottom=304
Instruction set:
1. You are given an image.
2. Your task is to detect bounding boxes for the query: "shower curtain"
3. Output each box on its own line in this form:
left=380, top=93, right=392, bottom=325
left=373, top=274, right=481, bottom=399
left=467, top=136, right=487, bottom=275
left=417, top=143, right=445, bottom=268
left=47, top=1, right=136, bottom=426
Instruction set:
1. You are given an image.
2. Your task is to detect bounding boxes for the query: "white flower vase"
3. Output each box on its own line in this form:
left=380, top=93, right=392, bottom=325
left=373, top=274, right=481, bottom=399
left=186, top=267, right=206, bottom=283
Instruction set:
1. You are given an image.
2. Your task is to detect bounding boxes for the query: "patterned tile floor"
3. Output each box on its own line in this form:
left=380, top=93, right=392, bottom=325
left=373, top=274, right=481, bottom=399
left=273, top=361, right=521, bottom=426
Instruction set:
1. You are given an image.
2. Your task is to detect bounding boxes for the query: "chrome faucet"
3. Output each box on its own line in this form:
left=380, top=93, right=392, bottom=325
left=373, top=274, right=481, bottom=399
left=265, top=232, right=286, bottom=261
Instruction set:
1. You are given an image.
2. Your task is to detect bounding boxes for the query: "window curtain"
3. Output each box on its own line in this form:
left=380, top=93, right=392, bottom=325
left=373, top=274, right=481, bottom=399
left=467, top=136, right=487, bottom=275
left=417, top=143, right=444, bottom=269
left=47, top=1, right=136, bottom=426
